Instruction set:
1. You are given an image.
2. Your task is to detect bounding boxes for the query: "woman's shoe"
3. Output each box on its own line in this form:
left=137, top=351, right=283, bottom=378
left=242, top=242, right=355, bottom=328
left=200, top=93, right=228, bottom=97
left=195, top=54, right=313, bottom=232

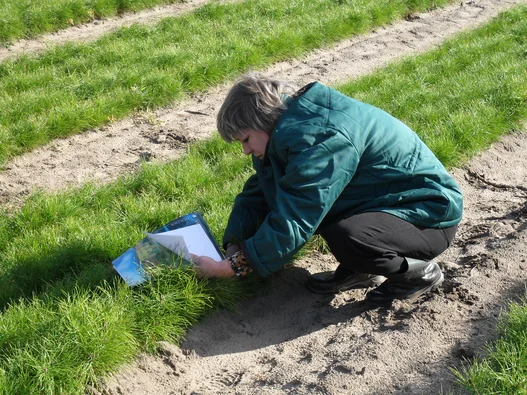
left=306, top=268, right=386, bottom=294
left=366, top=259, right=443, bottom=304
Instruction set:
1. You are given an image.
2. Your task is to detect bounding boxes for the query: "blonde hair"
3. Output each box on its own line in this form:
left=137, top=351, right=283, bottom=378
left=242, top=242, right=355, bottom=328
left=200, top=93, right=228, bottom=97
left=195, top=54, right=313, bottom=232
left=217, top=73, right=297, bottom=142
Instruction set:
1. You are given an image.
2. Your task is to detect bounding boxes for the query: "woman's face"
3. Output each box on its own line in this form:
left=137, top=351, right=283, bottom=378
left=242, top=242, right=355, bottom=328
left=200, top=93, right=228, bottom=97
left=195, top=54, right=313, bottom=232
left=237, top=129, right=270, bottom=160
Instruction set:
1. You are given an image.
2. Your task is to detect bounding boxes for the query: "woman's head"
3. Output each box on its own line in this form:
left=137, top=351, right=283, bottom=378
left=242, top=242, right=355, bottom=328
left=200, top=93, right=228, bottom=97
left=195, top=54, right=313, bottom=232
left=217, top=73, right=296, bottom=142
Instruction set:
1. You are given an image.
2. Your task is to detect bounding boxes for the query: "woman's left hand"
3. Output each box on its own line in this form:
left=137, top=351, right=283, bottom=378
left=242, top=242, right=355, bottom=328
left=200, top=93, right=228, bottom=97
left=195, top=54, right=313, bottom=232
left=191, top=255, right=235, bottom=278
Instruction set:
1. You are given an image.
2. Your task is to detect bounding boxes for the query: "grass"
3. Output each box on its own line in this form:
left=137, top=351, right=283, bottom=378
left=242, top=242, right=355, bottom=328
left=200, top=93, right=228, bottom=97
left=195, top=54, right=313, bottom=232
left=0, top=268, right=257, bottom=394
left=0, top=4, right=526, bottom=394
left=0, top=285, right=139, bottom=394
left=0, top=0, right=453, bottom=165
left=452, top=293, right=527, bottom=394
left=0, top=0, right=185, bottom=45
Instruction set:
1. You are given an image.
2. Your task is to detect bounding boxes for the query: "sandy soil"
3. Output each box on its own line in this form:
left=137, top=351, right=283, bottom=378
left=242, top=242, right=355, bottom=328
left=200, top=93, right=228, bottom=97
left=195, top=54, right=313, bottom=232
left=2, top=0, right=526, bottom=393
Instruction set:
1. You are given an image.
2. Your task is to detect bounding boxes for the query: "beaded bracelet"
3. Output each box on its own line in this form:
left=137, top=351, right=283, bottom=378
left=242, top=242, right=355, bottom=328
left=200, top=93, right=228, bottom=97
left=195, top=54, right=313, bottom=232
left=228, top=250, right=253, bottom=277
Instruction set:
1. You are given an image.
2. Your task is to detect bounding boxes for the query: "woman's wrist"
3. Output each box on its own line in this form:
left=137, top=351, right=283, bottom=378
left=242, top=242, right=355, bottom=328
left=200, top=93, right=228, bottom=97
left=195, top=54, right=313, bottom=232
left=225, top=243, right=241, bottom=257
left=227, top=250, right=253, bottom=277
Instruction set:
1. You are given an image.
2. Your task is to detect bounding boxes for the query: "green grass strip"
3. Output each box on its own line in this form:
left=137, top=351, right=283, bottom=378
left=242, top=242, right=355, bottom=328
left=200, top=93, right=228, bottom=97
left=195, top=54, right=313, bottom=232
left=0, top=0, right=452, bottom=165
left=0, top=5, right=526, bottom=394
left=452, top=293, right=527, bottom=394
left=0, top=0, right=185, bottom=45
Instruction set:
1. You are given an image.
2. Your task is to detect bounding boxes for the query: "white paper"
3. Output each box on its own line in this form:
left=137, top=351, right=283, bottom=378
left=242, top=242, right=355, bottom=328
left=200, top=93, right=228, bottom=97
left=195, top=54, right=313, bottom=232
left=145, top=233, right=190, bottom=261
left=145, top=223, right=222, bottom=262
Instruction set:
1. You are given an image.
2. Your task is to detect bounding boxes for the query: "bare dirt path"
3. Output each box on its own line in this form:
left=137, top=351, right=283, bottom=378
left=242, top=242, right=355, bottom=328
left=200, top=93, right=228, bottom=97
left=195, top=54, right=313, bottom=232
left=1, top=0, right=526, bottom=393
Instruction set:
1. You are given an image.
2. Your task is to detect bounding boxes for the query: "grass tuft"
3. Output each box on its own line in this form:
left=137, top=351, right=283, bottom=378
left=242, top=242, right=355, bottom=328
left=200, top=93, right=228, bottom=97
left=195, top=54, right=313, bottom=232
left=453, top=292, right=527, bottom=394
left=0, top=284, right=139, bottom=395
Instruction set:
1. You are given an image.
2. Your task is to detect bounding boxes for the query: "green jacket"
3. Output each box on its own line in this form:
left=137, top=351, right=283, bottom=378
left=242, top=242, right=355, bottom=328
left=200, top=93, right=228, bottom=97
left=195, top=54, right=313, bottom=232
left=224, top=82, right=463, bottom=277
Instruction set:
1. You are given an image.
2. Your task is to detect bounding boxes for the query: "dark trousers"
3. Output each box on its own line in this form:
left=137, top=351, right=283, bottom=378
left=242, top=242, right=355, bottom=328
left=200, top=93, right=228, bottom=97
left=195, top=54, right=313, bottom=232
left=319, top=212, right=457, bottom=276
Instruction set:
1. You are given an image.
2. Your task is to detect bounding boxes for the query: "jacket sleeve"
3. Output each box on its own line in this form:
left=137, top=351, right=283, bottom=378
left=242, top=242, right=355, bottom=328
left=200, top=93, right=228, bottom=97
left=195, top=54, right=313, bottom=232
left=242, top=127, right=360, bottom=276
left=223, top=173, right=270, bottom=249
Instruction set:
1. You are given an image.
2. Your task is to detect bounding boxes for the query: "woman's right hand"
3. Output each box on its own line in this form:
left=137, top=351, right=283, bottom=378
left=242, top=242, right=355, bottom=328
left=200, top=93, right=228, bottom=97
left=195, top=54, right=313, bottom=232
left=191, top=255, right=235, bottom=278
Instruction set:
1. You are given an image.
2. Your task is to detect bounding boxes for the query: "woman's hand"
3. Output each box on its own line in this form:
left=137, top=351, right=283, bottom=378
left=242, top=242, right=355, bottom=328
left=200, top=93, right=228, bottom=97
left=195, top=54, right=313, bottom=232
left=191, top=255, right=235, bottom=278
